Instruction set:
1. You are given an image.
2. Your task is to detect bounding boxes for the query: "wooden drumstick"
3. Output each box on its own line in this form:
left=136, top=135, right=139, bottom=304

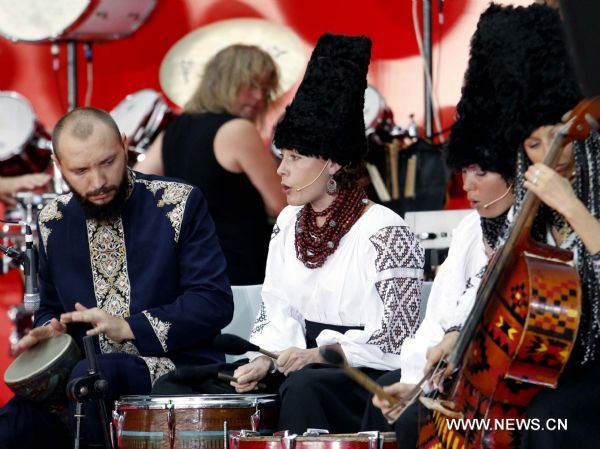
left=217, top=372, right=267, bottom=389
left=320, top=347, right=399, bottom=405
left=213, top=334, right=279, bottom=360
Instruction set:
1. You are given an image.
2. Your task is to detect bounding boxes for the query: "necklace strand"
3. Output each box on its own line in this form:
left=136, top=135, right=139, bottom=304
left=295, top=186, right=368, bottom=269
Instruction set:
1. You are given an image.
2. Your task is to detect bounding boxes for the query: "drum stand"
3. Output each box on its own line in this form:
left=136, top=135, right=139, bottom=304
left=66, top=336, right=113, bottom=449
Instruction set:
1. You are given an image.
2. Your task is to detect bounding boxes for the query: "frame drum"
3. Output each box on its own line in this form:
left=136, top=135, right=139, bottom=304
left=4, top=333, right=81, bottom=403
left=114, top=394, right=279, bottom=449
left=0, top=0, right=157, bottom=42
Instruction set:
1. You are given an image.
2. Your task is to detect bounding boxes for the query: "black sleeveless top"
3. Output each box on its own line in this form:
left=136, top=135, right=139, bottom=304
left=162, top=112, right=270, bottom=285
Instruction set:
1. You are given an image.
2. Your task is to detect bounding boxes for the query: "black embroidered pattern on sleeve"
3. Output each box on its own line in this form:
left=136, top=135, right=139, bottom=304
left=367, top=226, right=423, bottom=354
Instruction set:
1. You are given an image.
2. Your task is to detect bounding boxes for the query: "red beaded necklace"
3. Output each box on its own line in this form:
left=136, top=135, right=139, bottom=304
left=295, top=186, right=368, bottom=269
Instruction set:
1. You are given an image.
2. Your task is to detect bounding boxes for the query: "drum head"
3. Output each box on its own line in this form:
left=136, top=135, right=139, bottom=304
left=363, top=85, right=385, bottom=131
left=4, top=333, right=75, bottom=383
left=110, top=89, right=161, bottom=141
left=0, top=0, right=157, bottom=42
left=0, top=0, right=89, bottom=42
left=0, top=92, right=36, bottom=161
left=159, top=18, right=305, bottom=107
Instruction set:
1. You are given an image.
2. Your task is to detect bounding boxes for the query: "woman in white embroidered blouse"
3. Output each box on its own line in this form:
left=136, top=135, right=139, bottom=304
left=229, top=33, right=424, bottom=434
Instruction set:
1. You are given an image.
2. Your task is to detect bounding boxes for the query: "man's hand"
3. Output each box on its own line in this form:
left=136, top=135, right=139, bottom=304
left=0, top=173, right=52, bottom=195
left=232, top=356, right=273, bottom=393
left=60, top=302, right=134, bottom=343
left=372, top=382, right=417, bottom=422
left=276, top=346, right=325, bottom=376
left=14, top=318, right=66, bottom=353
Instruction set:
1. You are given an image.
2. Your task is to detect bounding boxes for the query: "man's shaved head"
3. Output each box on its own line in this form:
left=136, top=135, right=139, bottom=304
left=52, top=107, right=122, bottom=158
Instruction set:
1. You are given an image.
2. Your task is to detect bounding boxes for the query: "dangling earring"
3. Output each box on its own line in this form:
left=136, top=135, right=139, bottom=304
left=326, top=176, right=338, bottom=195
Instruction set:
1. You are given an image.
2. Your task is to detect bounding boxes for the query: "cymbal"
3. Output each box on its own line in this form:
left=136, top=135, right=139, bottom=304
left=159, top=18, right=306, bottom=108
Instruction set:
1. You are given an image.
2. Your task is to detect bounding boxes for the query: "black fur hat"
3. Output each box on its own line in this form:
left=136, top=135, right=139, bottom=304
left=273, top=33, right=371, bottom=167
left=447, top=3, right=582, bottom=180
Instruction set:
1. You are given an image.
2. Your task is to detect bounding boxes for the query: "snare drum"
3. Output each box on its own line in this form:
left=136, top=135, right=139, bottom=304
left=114, top=394, right=278, bottom=449
left=0, top=92, right=52, bottom=177
left=110, top=89, right=174, bottom=164
left=230, top=432, right=397, bottom=449
left=0, top=0, right=157, bottom=42
left=363, top=85, right=395, bottom=136
left=4, top=333, right=81, bottom=403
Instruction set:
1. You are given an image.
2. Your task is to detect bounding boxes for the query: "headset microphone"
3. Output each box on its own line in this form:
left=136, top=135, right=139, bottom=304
left=482, top=183, right=513, bottom=209
left=295, top=161, right=331, bottom=192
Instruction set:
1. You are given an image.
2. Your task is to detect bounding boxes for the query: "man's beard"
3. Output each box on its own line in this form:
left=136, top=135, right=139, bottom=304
left=67, top=169, right=129, bottom=223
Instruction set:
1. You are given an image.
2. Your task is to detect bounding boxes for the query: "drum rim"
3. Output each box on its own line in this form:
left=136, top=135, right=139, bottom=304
left=116, top=393, right=279, bottom=408
left=231, top=432, right=397, bottom=442
left=0, top=91, right=36, bottom=161
left=4, top=333, right=77, bottom=383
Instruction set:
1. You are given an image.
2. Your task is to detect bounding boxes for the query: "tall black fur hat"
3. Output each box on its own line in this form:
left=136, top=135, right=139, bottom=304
left=447, top=3, right=582, bottom=180
left=273, top=33, right=371, bottom=167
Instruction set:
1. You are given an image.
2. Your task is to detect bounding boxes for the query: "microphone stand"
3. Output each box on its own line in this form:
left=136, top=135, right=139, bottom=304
left=0, top=242, right=33, bottom=354
left=66, top=336, right=113, bottom=449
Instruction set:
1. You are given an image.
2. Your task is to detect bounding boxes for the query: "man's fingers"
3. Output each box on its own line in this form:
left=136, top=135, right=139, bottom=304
left=50, top=318, right=66, bottom=334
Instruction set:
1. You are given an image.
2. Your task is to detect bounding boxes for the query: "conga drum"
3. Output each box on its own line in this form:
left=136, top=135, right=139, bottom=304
left=4, top=333, right=81, bottom=403
left=114, top=394, right=279, bottom=449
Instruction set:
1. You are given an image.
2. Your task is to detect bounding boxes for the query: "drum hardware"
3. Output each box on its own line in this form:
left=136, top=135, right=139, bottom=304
left=281, top=433, right=297, bottom=449
left=357, top=431, right=387, bottom=449
left=66, top=335, right=113, bottom=449
left=302, top=428, right=329, bottom=437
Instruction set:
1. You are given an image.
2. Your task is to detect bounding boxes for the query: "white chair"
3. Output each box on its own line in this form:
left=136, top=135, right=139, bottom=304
left=222, top=284, right=263, bottom=362
left=419, top=281, right=433, bottom=324
left=404, top=209, right=472, bottom=250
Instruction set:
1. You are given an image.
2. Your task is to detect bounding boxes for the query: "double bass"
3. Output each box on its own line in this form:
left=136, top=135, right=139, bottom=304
left=417, top=98, right=600, bottom=449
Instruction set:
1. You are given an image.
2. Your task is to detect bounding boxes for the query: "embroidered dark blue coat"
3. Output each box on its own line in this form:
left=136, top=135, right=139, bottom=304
left=34, top=170, right=233, bottom=382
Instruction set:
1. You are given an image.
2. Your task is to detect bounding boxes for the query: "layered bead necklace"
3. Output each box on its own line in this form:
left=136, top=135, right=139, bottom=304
left=295, top=186, right=368, bottom=269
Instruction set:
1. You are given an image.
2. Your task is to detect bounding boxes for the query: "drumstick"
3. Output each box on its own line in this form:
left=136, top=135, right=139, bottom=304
left=213, top=334, right=278, bottom=360
left=319, top=347, right=399, bottom=405
left=217, top=372, right=267, bottom=389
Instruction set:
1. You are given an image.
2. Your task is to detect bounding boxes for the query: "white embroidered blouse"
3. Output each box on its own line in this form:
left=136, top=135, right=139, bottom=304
left=250, top=204, right=424, bottom=371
